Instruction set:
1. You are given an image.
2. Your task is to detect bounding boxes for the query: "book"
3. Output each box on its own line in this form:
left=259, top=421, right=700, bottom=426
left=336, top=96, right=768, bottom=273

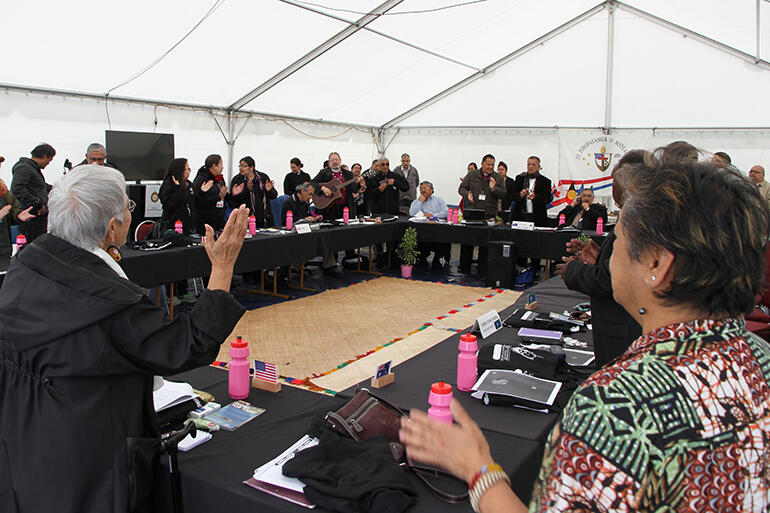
left=471, top=369, right=562, bottom=410
left=203, top=400, right=265, bottom=431
left=153, top=378, right=197, bottom=412
left=246, top=435, right=319, bottom=509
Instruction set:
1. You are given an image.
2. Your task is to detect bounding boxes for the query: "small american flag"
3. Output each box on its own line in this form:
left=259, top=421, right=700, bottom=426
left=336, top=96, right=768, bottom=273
left=253, top=359, right=278, bottom=383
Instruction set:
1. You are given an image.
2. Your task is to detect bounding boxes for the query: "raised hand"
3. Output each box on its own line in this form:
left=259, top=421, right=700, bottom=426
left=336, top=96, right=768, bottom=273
left=17, top=206, right=36, bottom=223
left=232, top=183, right=245, bottom=196
left=201, top=180, right=214, bottom=192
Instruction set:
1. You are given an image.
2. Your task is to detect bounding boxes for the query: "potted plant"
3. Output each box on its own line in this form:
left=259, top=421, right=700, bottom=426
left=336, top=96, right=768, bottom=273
left=396, top=227, right=420, bottom=278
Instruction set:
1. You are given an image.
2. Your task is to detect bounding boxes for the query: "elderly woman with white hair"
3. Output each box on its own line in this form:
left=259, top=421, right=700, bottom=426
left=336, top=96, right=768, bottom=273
left=0, top=165, right=250, bottom=513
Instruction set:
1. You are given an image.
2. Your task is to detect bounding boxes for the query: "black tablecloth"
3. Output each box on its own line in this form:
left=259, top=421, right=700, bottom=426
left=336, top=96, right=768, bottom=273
left=158, top=366, right=543, bottom=513
left=119, top=221, right=607, bottom=288
left=340, top=277, right=592, bottom=442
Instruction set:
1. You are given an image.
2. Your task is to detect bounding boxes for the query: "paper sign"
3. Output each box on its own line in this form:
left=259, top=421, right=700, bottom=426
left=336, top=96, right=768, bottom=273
left=295, top=223, right=312, bottom=234
left=475, top=310, right=502, bottom=339
left=511, top=221, right=535, bottom=231
left=144, top=184, right=162, bottom=218
left=375, top=361, right=392, bottom=378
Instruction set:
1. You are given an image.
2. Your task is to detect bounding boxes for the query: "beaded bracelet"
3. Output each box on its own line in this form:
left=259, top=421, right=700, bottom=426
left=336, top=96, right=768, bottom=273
left=469, top=470, right=510, bottom=512
left=469, top=462, right=504, bottom=491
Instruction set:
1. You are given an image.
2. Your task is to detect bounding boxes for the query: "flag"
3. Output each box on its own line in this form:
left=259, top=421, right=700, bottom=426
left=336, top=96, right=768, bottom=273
left=253, top=359, right=278, bottom=383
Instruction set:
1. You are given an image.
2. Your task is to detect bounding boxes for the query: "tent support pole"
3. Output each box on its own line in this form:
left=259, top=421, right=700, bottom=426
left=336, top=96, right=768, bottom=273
left=229, top=0, right=405, bottom=111
left=226, top=113, right=236, bottom=183
left=616, top=1, right=770, bottom=69
left=757, top=0, right=762, bottom=61
left=603, top=2, right=616, bottom=134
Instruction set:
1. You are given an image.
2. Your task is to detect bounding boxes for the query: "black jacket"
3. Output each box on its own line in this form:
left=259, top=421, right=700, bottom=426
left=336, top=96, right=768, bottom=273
left=558, top=202, right=608, bottom=231
left=511, top=172, right=552, bottom=227
left=563, top=231, right=641, bottom=367
left=283, top=171, right=311, bottom=196
left=193, top=168, right=229, bottom=232
left=158, top=176, right=197, bottom=234
left=366, top=171, right=409, bottom=216
left=0, top=190, right=24, bottom=257
left=229, top=172, right=277, bottom=228
left=10, top=157, right=51, bottom=240
left=458, top=169, right=507, bottom=218
left=0, top=234, right=245, bottom=513
left=281, top=193, right=311, bottom=226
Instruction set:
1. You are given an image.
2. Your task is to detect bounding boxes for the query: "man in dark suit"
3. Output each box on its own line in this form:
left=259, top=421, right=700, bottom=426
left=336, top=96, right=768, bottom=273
left=511, top=156, right=552, bottom=227
left=557, top=188, right=607, bottom=231
left=11, top=143, right=55, bottom=241
left=367, top=157, right=408, bottom=216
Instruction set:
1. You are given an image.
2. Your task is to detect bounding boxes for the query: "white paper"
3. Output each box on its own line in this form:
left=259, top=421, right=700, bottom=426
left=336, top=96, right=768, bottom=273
left=253, top=435, right=319, bottom=493
left=511, top=221, right=535, bottom=231
left=144, top=184, right=163, bottom=218
left=475, top=310, right=502, bottom=339
left=296, top=224, right=312, bottom=234
left=152, top=379, right=196, bottom=412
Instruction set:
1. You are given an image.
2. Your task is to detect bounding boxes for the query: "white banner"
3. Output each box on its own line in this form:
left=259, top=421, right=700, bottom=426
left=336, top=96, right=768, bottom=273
left=553, top=131, right=651, bottom=210
left=144, top=184, right=163, bottom=218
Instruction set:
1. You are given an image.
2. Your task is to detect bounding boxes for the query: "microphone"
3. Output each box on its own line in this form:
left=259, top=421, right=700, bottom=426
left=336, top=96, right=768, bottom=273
left=63, top=159, right=72, bottom=173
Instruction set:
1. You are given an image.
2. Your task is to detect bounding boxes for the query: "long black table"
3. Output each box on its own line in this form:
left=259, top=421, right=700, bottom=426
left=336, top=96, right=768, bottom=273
left=118, top=221, right=606, bottom=288
left=159, top=278, right=591, bottom=513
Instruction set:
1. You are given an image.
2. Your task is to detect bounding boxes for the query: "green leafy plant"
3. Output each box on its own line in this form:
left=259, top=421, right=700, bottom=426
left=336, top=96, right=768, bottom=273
left=577, top=232, right=592, bottom=243
left=396, top=227, right=420, bottom=266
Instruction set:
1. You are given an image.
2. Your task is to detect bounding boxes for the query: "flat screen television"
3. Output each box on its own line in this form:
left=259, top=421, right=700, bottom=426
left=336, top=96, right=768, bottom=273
left=105, top=130, right=174, bottom=181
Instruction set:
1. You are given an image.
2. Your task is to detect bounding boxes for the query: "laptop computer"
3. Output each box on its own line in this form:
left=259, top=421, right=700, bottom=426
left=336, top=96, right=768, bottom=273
left=462, top=209, right=487, bottom=225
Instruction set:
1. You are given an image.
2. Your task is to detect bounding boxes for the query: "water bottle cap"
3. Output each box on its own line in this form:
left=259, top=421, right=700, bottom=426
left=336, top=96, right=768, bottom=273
left=175, top=220, right=182, bottom=225
left=231, top=336, right=247, bottom=348
left=250, top=215, right=255, bottom=220
left=343, top=207, right=349, bottom=211
left=460, top=333, right=477, bottom=342
left=15, top=234, right=26, bottom=244
left=430, top=381, right=452, bottom=395
left=287, top=210, right=293, bottom=215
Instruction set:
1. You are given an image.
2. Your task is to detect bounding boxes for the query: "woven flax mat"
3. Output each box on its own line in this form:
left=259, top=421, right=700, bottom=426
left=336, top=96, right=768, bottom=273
left=216, top=277, right=520, bottom=392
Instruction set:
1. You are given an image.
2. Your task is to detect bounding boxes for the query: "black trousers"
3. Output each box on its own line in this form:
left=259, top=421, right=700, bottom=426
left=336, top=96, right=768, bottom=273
left=459, top=245, right=487, bottom=274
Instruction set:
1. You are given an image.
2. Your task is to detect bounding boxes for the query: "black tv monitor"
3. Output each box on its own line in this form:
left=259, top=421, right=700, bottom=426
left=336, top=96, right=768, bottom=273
left=105, top=130, right=174, bottom=181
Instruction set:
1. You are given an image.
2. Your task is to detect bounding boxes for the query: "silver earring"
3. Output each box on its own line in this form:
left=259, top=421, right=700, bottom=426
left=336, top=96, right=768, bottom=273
left=639, top=307, right=647, bottom=315
left=651, top=276, right=656, bottom=281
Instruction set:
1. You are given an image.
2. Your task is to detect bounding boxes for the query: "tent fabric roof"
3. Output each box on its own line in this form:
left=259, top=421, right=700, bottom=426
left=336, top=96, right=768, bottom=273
left=2, top=0, right=769, bottom=128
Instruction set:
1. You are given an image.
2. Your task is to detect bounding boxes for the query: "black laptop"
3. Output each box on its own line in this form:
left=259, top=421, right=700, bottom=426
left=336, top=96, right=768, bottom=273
left=463, top=209, right=487, bottom=225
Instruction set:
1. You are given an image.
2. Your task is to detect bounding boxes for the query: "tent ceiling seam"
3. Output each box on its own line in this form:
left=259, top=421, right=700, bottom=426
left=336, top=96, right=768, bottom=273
left=379, top=1, right=609, bottom=129
left=278, top=0, right=481, bottom=71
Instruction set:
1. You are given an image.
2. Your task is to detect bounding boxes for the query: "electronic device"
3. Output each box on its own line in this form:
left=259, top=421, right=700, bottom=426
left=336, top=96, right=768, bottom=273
left=462, top=208, right=486, bottom=225
left=106, top=130, right=174, bottom=181
left=517, top=327, right=563, bottom=343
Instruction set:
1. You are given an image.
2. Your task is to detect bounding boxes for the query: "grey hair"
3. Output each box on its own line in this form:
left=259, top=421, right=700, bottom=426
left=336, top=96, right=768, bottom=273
left=401, top=153, right=410, bottom=159
left=295, top=181, right=314, bottom=193
left=86, top=143, right=106, bottom=154
left=419, top=180, right=434, bottom=190
left=48, top=165, right=127, bottom=250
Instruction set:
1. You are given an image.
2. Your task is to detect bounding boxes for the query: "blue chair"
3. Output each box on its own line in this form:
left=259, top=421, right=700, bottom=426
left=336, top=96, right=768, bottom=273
left=10, top=224, right=18, bottom=242
left=270, top=195, right=290, bottom=227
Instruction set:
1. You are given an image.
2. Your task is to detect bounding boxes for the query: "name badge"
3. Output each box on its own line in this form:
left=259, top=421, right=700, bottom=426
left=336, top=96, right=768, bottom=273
left=216, top=200, right=224, bottom=208
left=478, top=193, right=486, bottom=201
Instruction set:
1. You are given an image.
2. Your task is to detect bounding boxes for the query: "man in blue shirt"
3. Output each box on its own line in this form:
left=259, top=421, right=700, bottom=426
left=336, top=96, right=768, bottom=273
left=410, top=181, right=450, bottom=269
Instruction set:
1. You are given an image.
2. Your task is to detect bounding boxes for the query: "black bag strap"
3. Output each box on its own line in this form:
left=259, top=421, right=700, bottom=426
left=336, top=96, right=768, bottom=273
left=401, top=460, right=469, bottom=503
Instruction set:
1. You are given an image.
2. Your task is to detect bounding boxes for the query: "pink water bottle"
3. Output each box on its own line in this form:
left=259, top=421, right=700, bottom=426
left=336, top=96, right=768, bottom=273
left=343, top=206, right=349, bottom=224
left=453, top=209, right=459, bottom=225
left=13, top=234, right=27, bottom=255
left=596, top=217, right=604, bottom=235
left=457, top=333, right=478, bottom=392
left=174, top=220, right=183, bottom=234
left=447, top=208, right=453, bottom=222
left=248, top=215, right=256, bottom=235
left=229, top=336, right=250, bottom=400
left=286, top=211, right=293, bottom=230
left=558, top=214, right=566, bottom=226
left=428, top=381, right=453, bottom=424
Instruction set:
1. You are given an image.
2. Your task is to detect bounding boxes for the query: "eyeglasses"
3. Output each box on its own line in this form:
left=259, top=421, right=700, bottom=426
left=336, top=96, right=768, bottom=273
left=127, top=199, right=136, bottom=213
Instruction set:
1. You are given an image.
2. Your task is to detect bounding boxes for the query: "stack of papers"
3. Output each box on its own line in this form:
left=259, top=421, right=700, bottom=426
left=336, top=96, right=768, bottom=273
left=471, top=369, right=561, bottom=411
left=245, top=435, right=319, bottom=508
left=152, top=379, right=197, bottom=412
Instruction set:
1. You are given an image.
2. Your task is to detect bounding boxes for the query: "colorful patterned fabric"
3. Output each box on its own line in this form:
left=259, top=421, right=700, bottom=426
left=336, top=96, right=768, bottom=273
left=529, top=318, right=770, bottom=512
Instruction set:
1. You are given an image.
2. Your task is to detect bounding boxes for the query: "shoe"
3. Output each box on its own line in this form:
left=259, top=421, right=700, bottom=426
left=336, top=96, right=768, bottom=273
left=181, top=293, right=197, bottom=304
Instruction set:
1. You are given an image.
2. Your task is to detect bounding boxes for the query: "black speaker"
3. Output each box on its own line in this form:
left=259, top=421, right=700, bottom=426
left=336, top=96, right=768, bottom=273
left=486, top=241, right=518, bottom=288
left=126, top=184, right=147, bottom=242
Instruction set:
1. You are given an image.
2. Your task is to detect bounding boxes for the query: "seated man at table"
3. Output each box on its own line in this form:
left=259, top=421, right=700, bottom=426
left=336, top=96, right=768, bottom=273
left=410, top=181, right=450, bottom=269
left=557, top=187, right=607, bottom=231
left=281, top=182, right=319, bottom=226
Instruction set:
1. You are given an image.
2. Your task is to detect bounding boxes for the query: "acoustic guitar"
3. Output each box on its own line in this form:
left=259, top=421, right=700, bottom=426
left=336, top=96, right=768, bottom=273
left=311, top=177, right=359, bottom=210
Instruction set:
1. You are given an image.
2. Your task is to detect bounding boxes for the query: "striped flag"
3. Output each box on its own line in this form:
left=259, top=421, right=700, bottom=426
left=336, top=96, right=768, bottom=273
left=253, top=359, right=278, bottom=383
